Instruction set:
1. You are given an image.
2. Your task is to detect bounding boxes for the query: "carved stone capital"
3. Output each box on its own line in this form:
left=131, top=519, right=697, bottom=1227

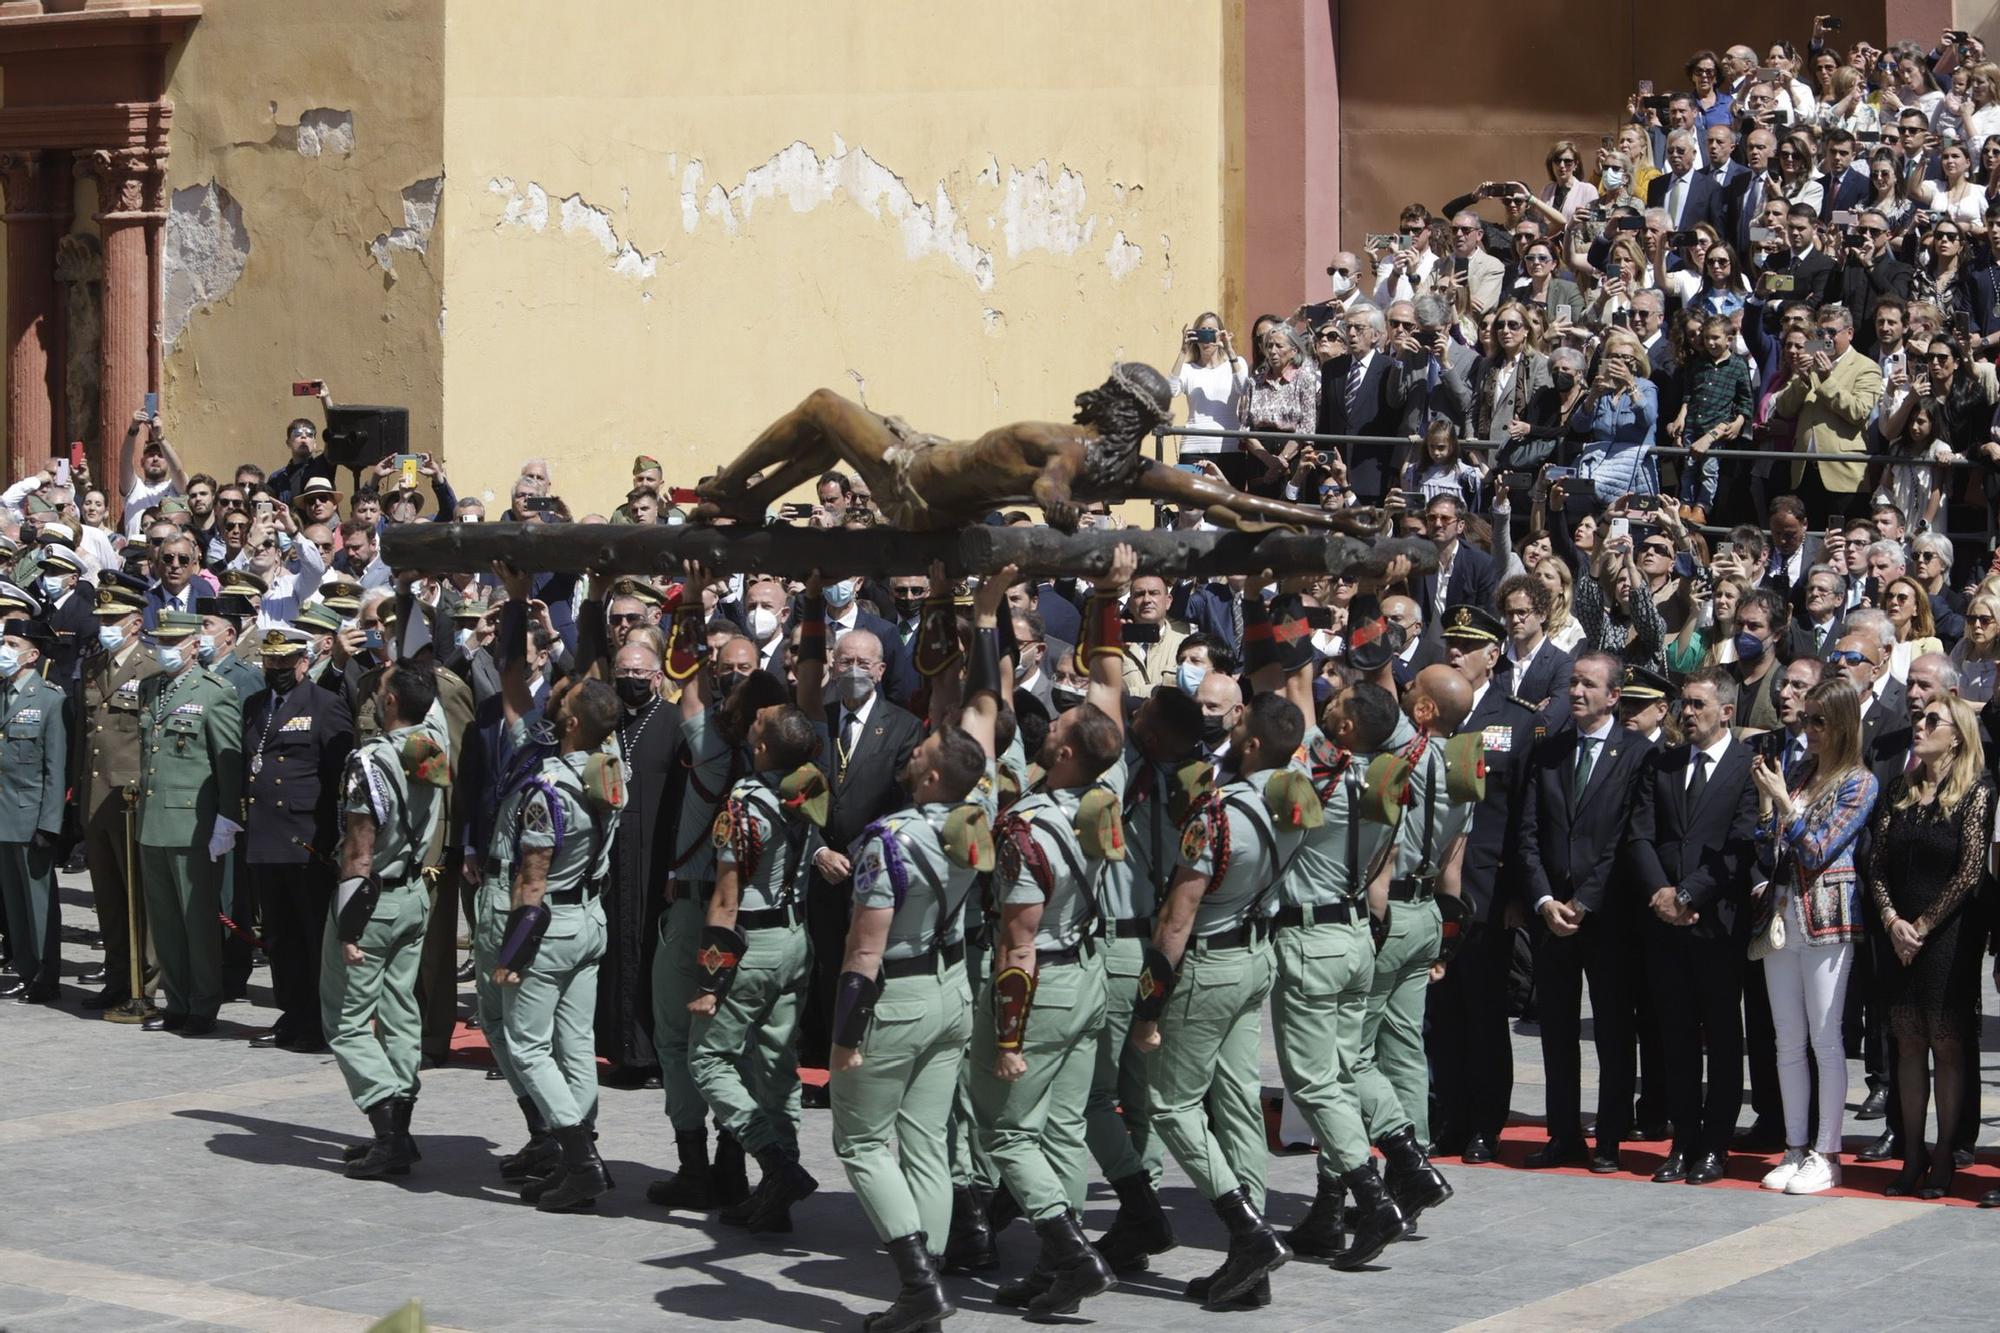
left=0, top=147, right=69, bottom=222
left=76, top=143, right=167, bottom=221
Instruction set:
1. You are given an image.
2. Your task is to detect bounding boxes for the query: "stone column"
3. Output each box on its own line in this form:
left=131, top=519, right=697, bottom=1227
left=0, top=149, right=69, bottom=480
left=78, top=144, right=165, bottom=502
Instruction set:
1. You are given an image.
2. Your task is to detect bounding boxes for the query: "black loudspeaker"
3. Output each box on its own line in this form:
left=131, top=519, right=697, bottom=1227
left=321, top=405, right=409, bottom=475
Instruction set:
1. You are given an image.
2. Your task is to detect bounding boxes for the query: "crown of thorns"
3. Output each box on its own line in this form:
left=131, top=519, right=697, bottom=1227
left=1108, top=362, right=1165, bottom=408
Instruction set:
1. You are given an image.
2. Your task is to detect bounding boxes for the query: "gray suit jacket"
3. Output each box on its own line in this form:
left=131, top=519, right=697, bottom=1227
left=1393, top=341, right=1478, bottom=436
left=1470, top=350, right=1554, bottom=444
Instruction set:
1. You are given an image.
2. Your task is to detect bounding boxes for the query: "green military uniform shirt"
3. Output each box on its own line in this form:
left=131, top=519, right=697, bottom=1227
left=673, top=708, right=736, bottom=885
left=850, top=764, right=998, bottom=960
left=80, top=642, right=159, bottom=816
left=713, top=774, right=807, bottom=912
left=517, top=752, right=615, bottom=899
left=137, top=665, right=244, bottom=849
left=1001, top=773, right=1123, bottom=952
left=340, top=724, right=444, bottom=882
left=1284, top=727, right=1395, bottom=907
left=0, top=670, right=69, bottom=841
left=1175, top=775, right=1296, bottom=935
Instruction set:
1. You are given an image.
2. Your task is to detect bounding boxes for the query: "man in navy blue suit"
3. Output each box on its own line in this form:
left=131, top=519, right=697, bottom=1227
left=1413, top=492, right=1495, bottom=641
left=1817, top=130, right=1871, bottom=221
left=1647, top=131, right=1722, bottom=231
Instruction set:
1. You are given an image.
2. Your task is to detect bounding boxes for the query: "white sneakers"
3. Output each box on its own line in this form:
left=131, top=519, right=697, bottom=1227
left=1761, top=1148, right=1841, bottom=1194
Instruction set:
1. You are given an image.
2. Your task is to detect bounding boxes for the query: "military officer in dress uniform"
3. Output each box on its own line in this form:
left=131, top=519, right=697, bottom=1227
left=1132, top=689, right=1307, bottom=1310
left=325, top=663, right=448, bottom=1178
left=242, top=628, right=353, bottom=1051
left=34, top=543, right=95, bottom=687
left=197, top=595, right=263, bottom=698
left=826, top=570, right=1002, bottom=1333
left=970, top=551, right=1134, bottom=1321
left=201, top=593, right=270, bottom=1001
left=687, top=704, right=826, bottom=1233
left=135, top=610, right=244, bottom=1034
left=493, top=677, right=625, bottom=1213
left=78, top=577, right=158, bottom=1013
left=0, top=619, right=69, bottom=1002
left=1430, top=604, right=1541, bottom=1163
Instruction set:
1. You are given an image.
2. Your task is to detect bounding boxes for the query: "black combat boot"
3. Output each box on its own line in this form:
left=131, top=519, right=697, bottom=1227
left=864, top=1234, right=953, bottom=1333
left=341, top=1094, right=420, bottom=1164
left=1184, top=1264, right=1272, bottom=1307
left=1091, top=1171, right=1176, bottom=1273
left=1333, top=1164, right=1404, bottom=1270
left=501, top=1097, right=557, bottom=1179
left=535, top=1124, right=610, bottom=1212
left=1284, top=1175, right=1347, bottom=1259
left=1202, top=1186, right=1289, bottom=1308
left=1376, top=1124, right=1452, bottom=1224
left=646, top=1130, right=713, bottom=1208
left=711, top=1130, right=750, bottom=1207
left=734, top=1146, right=818, bottom=1234
left=1026, top=1210, right=1116, bottom=1319
left=345, top=1099, right=417, bottom=1180
left=581, top=1110, right=613, bottom=1190
left=942, top=1184, right=997, bottom=1274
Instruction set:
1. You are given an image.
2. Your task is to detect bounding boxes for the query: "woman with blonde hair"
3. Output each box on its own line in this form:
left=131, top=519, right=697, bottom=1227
left=1608, top=123, right=1661, bottom=202
left=1866, top=692, right=1994, bottom=1201
left=1948, top=592, right=2000, bottom=702
left=1576, top=328, right=1657, bottom=502
left=1536, top=555, right=1585, bottom=652
left=1881, top=574, right=1943, bottom=680
left=1749, top=678, right=1879, bottom=1197
left=1676, top=573, right=1746, bottom=675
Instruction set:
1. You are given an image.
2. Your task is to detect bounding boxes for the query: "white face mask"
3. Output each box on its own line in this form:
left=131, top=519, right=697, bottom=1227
left=1330, top=270, right=1356, bottom=297
left=746, top=606, right=779, bottom=643
left=1602, top=167, right=1628, bottom=189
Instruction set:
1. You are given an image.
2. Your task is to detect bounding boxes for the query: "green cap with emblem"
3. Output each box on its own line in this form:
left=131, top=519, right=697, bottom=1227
left=293, top=602, right=344, bottom=636
left=151, top=609, right=201, bottom=640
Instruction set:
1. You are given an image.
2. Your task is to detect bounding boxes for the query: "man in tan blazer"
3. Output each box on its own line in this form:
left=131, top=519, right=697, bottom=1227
left=1776, top=303, right=1883, bottom=526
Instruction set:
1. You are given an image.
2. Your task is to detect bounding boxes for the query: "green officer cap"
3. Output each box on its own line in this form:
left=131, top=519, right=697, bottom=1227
left=293, top=603, right=344, bottom=636
left=151, top=609, right=201, bottom=639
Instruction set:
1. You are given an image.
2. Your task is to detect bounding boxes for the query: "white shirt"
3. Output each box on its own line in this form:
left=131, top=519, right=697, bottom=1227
left=1505, top=634, right=1548, bottom=683
left=1171, top=357, right=1251, bottom=442
left=122, top=475, right=182, bottom=538
left=1468, top=680, right=1491, bottom=715
left=833, top=690, right=878, bottom=762
left=1533, top=718, right=1616, bottom=913
left=1685, top=732, right=1732, bottom=789
left=1372, top=250, right=1438, bottom=308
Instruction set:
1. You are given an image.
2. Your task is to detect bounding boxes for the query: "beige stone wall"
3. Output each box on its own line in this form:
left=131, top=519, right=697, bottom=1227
left=437, top=0, right=1226, bottom=513
left=159, top=0, right=445, bottom=481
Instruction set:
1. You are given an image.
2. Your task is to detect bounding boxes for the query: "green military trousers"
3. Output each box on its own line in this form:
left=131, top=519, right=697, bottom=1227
left=1354, top=897, right=1442, bottom=1144
left=968, top=953, right=1106, bottom=1222
left=1150, top=938, right=1274, bottom=1210
left=500, top=899, right=606, bottom=1131
left=949, top=938, right=997, bottom=1190
left=1270, top=916, right=1375, bottom=1179
left=142, top=846, right=223, bottom=1022
left=320, top=879, right=428, bottom=1110
left=1085, top=933, right=1161, bottom=1186
left=471, top=878, right=526, bottom=1099
left=650, top=889, right=708, bottom=1133
left=831, top=959, right=974, bottom=1247
left=688, top=920, right=808, bottom=1157
left=0, top=840, right=59, bottom=991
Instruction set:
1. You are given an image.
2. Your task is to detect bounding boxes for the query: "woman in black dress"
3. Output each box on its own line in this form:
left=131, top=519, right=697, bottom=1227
left=1865, top=692, right=1995, bottom=1201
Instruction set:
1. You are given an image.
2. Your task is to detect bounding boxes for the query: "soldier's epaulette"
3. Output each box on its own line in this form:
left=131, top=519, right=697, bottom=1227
left=1507, top=694, right=1536, bottom=712
left=199, top=667, right=231, bottom=687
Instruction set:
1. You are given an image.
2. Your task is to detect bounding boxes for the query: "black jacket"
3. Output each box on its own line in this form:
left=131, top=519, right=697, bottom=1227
left=1627, top=739, right=1759, bottom=940
left=819, top=696, right=924, bottom=855
left=1456, top=688, right=1543, bottom=922
left=1518, top=726, right=1655, bottom=915
left=241, top=680, right=354, bottom=865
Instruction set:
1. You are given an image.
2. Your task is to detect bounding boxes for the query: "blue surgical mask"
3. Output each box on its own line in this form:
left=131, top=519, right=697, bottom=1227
left=276, top=531, right=293, bottom=552
left=195, top=633, right=218, bottom=665
left=0, top=648, right=19, bottom=678
left=455, top=627, right=477, bottom=649
left=155, top=644, right=184, bottom=671
left=1734, top=631, right=1768, bottom=662
left=37, top=574, right=67, bottom=599
left=98, top=624, right=127, bottom=653
left=1177, top=662, right=1208, bottom=697
left=824, top=581, right=857, bottom=610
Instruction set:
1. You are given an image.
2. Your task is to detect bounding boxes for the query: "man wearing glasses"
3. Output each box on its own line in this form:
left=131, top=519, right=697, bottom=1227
left=142, top=534, right=212, bottom=629
left=1833, top=211, right=1914, bottom=356
left=268, top=412, right=336, bottom=505
left=1647, top=130, right=1721, bottom=231
left=1314, top=302, right=1399, bottom=500
left=1370, top=204, right=1438, bottom=307
left=1442, top=211, right=1502, bottom=315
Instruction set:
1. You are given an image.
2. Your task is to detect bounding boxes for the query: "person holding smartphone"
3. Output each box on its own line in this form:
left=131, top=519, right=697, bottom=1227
left=1168, top=311, right=1251, bottom=488
left=1575, top=329, right=1660, bottom=505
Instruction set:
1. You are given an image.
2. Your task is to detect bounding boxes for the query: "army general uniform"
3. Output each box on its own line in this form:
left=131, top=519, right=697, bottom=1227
left=323, top=708, right=447, bottom=1118
left=0, top=624, right=71, bottom=998
left=78, top=583, right=159, bottom=1009
left=136, top=612, right=245, bottom=1029
left=831, top=772, right=997, bottom=1255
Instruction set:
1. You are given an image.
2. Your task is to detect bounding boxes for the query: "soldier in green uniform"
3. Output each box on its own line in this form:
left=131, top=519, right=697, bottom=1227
left=1084, top=682, right=1206, bottom=1274
left=686, top=702, right=826, bottom=1233
left=325, top=663, right=448, bottom=1177
left=136, top=610, right=244, bottom=1035
left=0, top=619, right=70, bottom=1003
left=1131, top=689, right=1308, bottom=1310
left=78, top=577, right=158, bottom=1014
left=968, top=545, right=1136, bottom=1321
left=825, top=566, right=1004, bottom=1333
left=493, top=673, right=626, bottom=1213
left=1353, top=656, right=1478, bottom=1228
left=646, top=605, right=764, bottom=1212
left=199, top=593, right=265, bottom=1003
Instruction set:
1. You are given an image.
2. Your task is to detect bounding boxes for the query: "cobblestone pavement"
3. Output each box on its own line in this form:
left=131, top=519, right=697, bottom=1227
left=3, top=874, right=1999, bottom=1331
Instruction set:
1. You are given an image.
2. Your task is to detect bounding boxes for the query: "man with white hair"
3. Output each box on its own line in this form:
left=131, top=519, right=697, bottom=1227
left=1647, top=129, right=1721, bottom=229
left=1906, top=531, right=1964, bottom=641
left=1316, top=300, right=1399, bottom=500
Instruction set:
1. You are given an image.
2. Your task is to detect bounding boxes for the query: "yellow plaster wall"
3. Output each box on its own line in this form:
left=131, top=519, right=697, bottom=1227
left=160, top=0, right=445, bottom=480
left=437, top=0, right=1226, bottom=514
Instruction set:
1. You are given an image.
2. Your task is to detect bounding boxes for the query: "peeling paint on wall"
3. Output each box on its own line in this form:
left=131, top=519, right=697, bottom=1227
left=371, top=175, right=444, bottom=276
left=1103, top=230, right=1143, bottom=281
left=163, top=180, right=250, bottom=348
left=488, top=178, right=663, bottom=280
left=293, top=108, right=355, bottom=158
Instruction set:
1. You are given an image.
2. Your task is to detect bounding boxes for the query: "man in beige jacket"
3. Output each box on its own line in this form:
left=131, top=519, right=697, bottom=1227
left=1777, top=303, right=1883, bottom=526
left=1118, top=574, right=1190, bottom=694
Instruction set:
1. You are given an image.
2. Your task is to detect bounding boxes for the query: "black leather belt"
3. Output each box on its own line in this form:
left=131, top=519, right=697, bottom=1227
left=666, top=881, right=711, bottom=904
left=546, top=887, right=601, bottom=906
left=882, top=940, right=968, bottom=980
left=1274, top=901, right=1356, bottom=928
left=1193, top=919, right=1270, bottom=951
left=1388, top=878, right=1435, bottom=903
left=739, top=904, right=802, bottom=931
left=1108, top=917, right=1151, bottom=939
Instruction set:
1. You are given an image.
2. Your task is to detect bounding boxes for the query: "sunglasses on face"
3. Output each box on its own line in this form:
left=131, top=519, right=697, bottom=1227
left=1555, top=157, right=1577, bottom=165
left=1936, top=230, right=1962, bottom=240
left=1399, top=225, right=1426, bottom=236
left=1494, top=318, right=1526, bottom=330
left=1825, top=649, right=1877, bottom=666
left=1970, top=614, right=1997, bottom=626
left=158, top=554, right=193, bottom=567
left=1858, top=226, right=1888, bottom=236
left=607, top=613, right=642, bottom=626
left=1640, top=542, right=1674, bottom=557
left=1388, top=318, right=1418, bottom=330
left=1918, top=712, right=1956, bottom=731
left=1316, top=329, right=1341, bottom=340
left=1451, top=224, right=1481, bottom=233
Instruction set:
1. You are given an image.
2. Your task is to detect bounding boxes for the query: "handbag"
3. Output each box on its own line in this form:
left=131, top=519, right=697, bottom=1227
left=1747, top=895, right=1787, bottom=960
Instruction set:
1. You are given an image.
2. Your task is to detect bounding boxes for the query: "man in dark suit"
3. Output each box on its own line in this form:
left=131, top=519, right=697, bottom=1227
left=1761, top=205, right=1839, bottom=308
left=1831, top=211, right=1915, bottom=357
left=1784, top=564, right=1847, bottom=663
left=1816, top=130, right=1871, bottom=222
left=798, top=624, right=924, bottom=1085
left=1413, top=492, right=1496, bottom=640
left=1428, top=605, right=1542, bottom=1162
left=33, top=545, right=97, bottom=687
left=1726, top=126, right=1778, bottom=258
left=1316, top=302, right=1402, bottom=501
left=240, top=628, right=353, bottom=1051
left=141, top=531, right=206, bottom=627
left=1646, top=130, right=1723, bottom=230
left=1495, top=573, right=1573, bottom=730
left=1704, top=123, right=1750, bottom=215
left=1628, top=667, right=1759, bottom=1185
left=820, top=576, right=917, bottom=708
left=1517, top=651, right=1655, bottom=1172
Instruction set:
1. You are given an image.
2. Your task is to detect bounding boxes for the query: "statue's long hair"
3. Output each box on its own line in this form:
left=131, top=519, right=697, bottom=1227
left=1073, top=362, right=1173, bottom=445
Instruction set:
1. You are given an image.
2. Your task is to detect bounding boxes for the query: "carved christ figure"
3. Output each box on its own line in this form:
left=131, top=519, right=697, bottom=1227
left=693, top=363, right=1380, bottom=537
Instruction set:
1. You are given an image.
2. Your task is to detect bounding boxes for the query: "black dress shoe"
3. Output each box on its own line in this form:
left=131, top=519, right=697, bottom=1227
left=1588, top=1143, right=1624, bottom=1175
left=800, top=1083, right=831, bottom=1109
left=1980, top=1187, right=2000, bottom=1209
left=418, top=1052, right=449, bottom=1071
left=142, top=1013, right=186, bottom=1032
left=15, top=984, right=58, bottom=1005
left=1856, top=1131, right=1901, bottom=1163
left=1855, top=1087, right=1889, bottom=1121
left=1733, top=1119, right=1786, bottom=1153
left=0, top=981, right=28, bottom=998
left=80, top=987, right=129, bottom=1011
left=1633, top=1120, right=1674, bottom=1143
left=78, top=966, right=107, bottom=985
left=1524, top=1137, right=1587, bottom=1169
left=288, top=1037, right=329, bottom=1054
left=1684, top=1152, right=1726, bottom=1185
left=1461, top=1134, right=1496, bottom=1165
left=1650, top=1151, right=1687, bottom=1183
left=180, top=1017, right=217, bottom=1036
left=1956, top=1146, right=1975, bottom=1169
left=250, top=1031, right=285, bottom=1047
